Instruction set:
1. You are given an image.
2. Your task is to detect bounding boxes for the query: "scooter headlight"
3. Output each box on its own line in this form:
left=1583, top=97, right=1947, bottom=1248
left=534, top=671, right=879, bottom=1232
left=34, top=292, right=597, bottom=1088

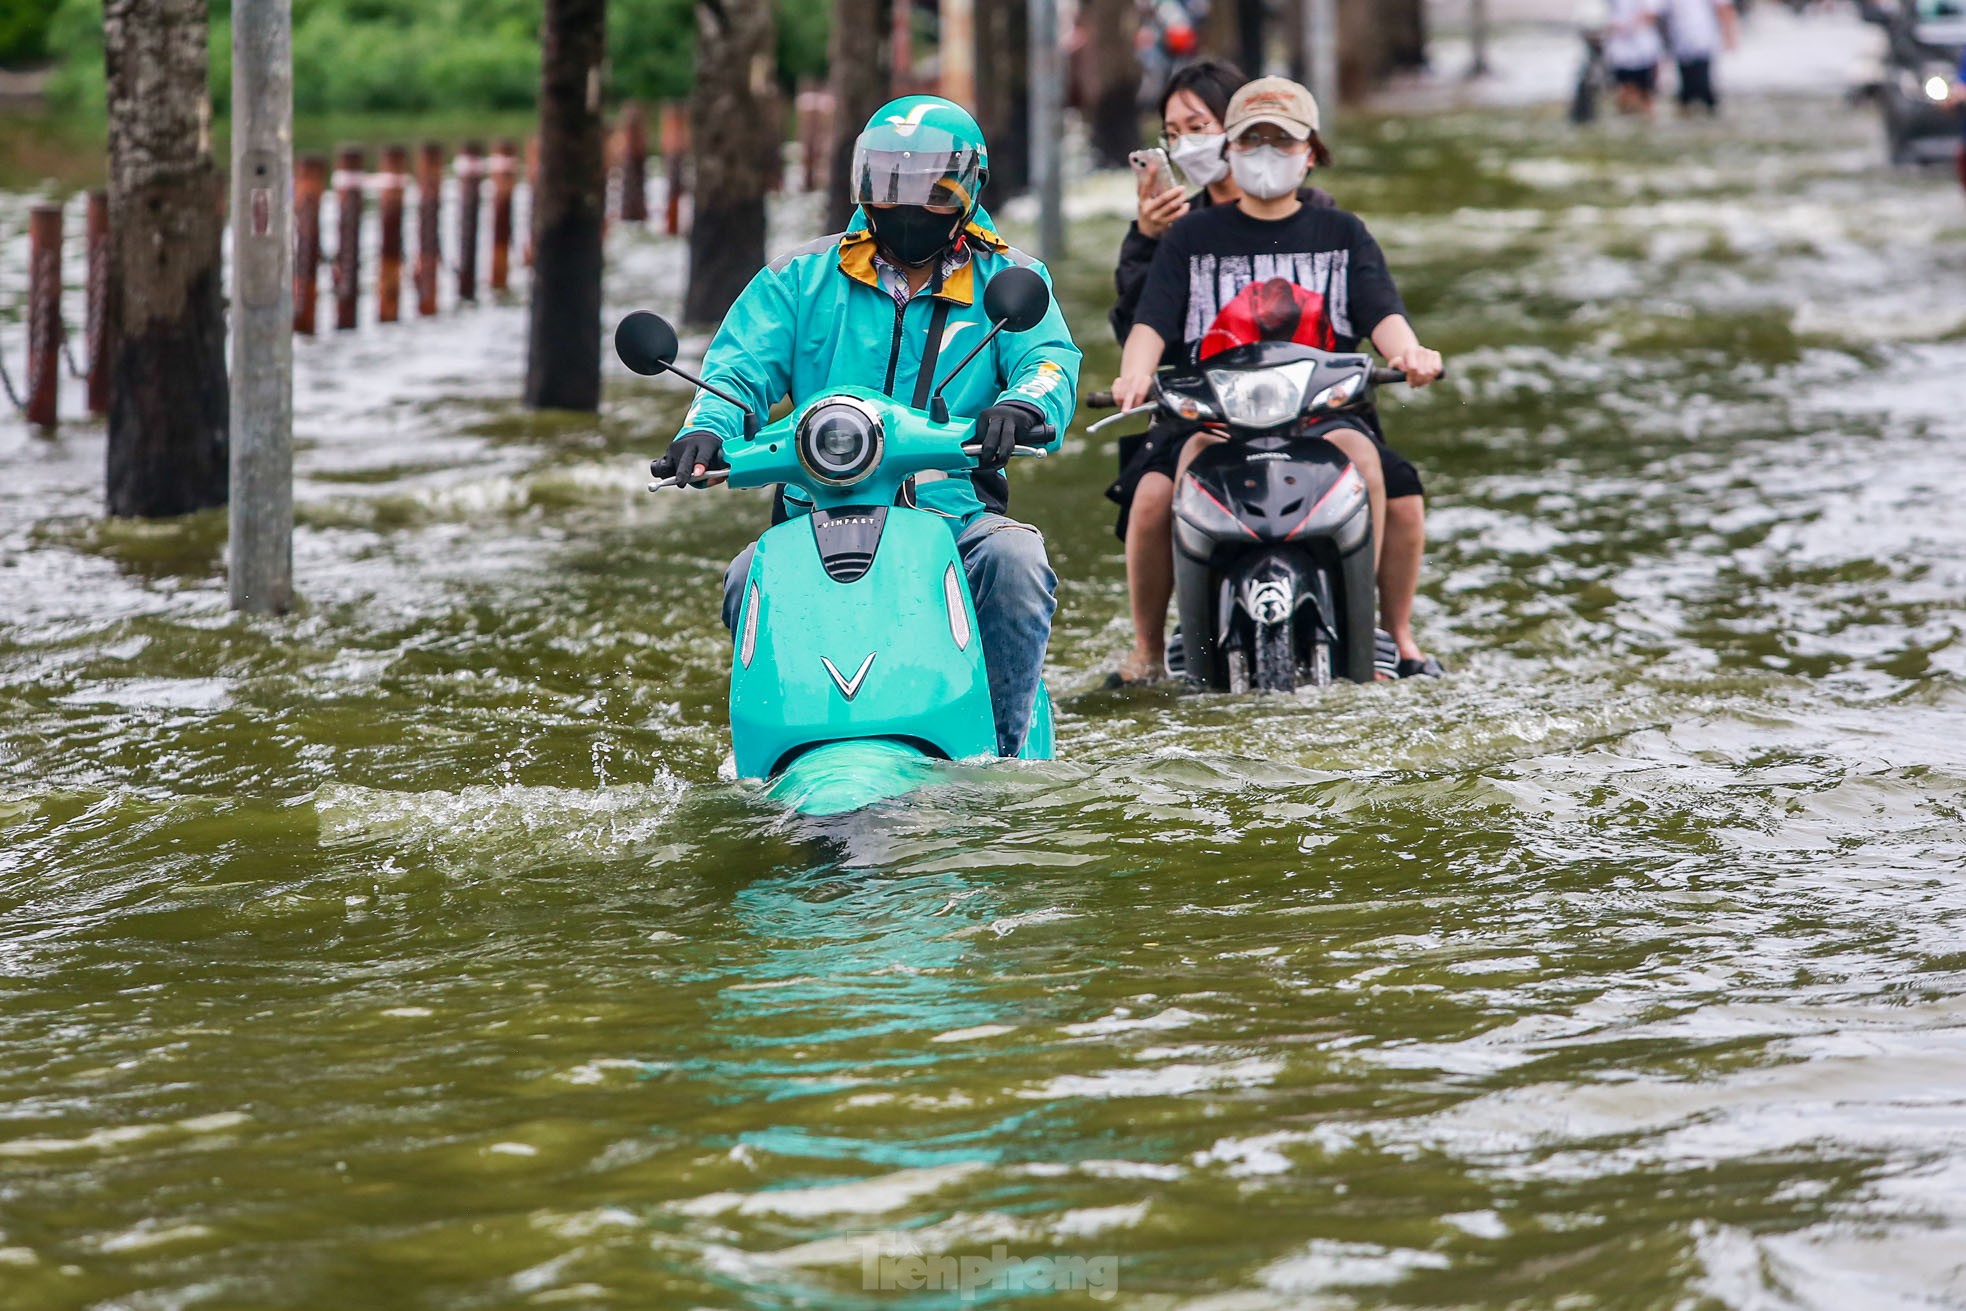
left=796, top=397, right=884, bottom=487
left=1205, top=362, right=1317, bottom=430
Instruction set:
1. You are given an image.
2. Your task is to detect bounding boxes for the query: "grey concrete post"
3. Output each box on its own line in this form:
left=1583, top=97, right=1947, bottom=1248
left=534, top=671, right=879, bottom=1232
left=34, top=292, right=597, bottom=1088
left=1030, top=0, right=1064, bottom=266
left=229, top=0, right=295, bottom=614
left=1305, top=0, right=1338, bottom=130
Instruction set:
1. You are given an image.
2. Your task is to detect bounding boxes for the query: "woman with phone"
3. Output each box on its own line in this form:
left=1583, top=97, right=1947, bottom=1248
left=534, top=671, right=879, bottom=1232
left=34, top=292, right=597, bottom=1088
left=1105, top=61, right=1335, bottom=686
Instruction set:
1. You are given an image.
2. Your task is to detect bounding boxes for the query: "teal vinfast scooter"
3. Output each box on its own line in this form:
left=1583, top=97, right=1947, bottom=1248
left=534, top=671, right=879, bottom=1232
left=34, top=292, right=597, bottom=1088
left=616, top=268, right=1058, bottom=817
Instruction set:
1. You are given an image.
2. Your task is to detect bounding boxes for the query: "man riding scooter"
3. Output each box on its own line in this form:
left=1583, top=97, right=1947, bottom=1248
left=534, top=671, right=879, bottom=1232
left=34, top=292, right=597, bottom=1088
left=648, top=96, right=1082, bottom=758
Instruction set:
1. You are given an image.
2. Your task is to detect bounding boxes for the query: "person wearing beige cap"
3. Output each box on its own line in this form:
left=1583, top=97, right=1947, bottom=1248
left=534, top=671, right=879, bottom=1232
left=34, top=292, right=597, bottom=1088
left=1109, top=77, right=1447, bottom=678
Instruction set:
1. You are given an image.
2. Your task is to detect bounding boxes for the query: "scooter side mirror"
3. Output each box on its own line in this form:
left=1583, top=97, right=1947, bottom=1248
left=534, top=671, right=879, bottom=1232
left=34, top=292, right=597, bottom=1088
left=615, top=311, right=681, bottom=376
left=982, top=267, right=1051, bottom=334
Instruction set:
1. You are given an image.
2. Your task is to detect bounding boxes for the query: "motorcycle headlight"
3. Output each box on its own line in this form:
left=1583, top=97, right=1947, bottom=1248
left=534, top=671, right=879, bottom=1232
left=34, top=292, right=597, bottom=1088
left=796, top=398, right=884, bottom=487
left=1926, top=74, right=1952, bottom=102
left=1205, top=362, right=1316, bottom=429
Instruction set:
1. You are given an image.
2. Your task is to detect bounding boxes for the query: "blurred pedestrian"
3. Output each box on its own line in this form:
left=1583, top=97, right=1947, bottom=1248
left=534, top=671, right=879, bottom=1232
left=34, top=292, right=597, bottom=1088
left=1953, top=50, right=1966, bottom=196
left=1572, top=0, right=1613, bottom=123
left=1604, top=0, right=1665, bottom=115
left=1663, top=0, right=1739, bottom=113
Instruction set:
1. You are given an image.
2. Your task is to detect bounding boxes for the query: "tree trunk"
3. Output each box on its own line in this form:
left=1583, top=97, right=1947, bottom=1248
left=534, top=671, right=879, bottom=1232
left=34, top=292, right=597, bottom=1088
left=1334, top=0, right=1427, bottom=98
left=1084, top=0, right=1140, bottom=168
left=525, top=0, right=607, bottom=412
left=1386, top=0, right=1428, bottom=70
left=974, top=0, right=1029, bottom=198
left=825, top=0, right=892, bottom=234
left=685, top=0, right=777, bottom=325
left=102, top=0, right=228, bottom=519
left=1208, top=0, right=1266, bottom=75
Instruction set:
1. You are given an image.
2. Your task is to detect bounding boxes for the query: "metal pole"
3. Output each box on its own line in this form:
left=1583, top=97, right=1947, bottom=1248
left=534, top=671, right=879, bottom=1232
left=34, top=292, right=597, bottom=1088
left=1030, top=0, right=1063, bottom=265
left=1304, top=0, right=1338, bottom=130
left=229, top=0, right=294, bottom=615
left=1470, top=0, right=1492, bottom=78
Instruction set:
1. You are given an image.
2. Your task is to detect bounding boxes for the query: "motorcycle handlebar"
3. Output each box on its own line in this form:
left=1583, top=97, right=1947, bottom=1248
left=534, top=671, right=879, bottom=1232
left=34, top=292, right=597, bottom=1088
left=1090, top=363, right=1444, bottom=413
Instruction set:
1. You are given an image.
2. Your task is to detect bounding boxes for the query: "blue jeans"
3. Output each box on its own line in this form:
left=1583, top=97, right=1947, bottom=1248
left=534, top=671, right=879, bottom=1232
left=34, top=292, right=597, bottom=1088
left=721, top=513, right=1058, bottom=757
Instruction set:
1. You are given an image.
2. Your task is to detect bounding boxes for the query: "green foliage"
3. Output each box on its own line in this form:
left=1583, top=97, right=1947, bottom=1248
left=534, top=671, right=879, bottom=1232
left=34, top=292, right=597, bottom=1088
left=47, top=0, right=833, bottom=116
left=0, top=0, right=62, bottom=66
left=776, top=2, right=829, bottom=85
left=612, top=0, right=697, bottom=103
left=44, top=0, right=102, bottom=112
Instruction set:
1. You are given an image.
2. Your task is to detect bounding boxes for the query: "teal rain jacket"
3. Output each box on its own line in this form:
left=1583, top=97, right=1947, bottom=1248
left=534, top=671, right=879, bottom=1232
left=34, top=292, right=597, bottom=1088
left=680, top=205, right=1082, bottom=522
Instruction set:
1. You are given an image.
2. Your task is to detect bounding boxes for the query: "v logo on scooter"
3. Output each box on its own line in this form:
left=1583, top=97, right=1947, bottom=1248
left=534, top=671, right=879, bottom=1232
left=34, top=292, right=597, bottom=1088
left=821, top=653, right=877, bottom=701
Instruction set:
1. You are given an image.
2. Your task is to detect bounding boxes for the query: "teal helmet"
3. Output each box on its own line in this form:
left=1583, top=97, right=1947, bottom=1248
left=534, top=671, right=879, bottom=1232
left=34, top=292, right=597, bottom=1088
left=850, top=95, right=990, bottom=219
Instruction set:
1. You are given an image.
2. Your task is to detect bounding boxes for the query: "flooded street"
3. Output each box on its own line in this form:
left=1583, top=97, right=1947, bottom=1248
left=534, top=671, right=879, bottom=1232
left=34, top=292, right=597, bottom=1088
left=5, top=38, right=1966, bottom=1311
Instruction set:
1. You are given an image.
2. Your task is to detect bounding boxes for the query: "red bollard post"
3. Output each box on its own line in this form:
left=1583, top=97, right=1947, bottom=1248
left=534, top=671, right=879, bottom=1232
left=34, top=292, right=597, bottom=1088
left=661, top=102, right=691, bottom=237
left=85, top=190, right=108, bottom=416
left=416, top=141, right=444, bottom=317
left=25, top=204, right=61, bottom=430
left=334, top=146, right=365, bottom=330
left=455, top=141, right=482, bottom=303
left=294, top=154, right=327, bottom=335
left=377, top=145, right=406, bottom=323
left=620, top=103, right=649, bottom=223
left=490, top=139, right=517, bottom=292
left=604, top=115, right=620, bottom=226
left=523, top=136, right=540, bottom=267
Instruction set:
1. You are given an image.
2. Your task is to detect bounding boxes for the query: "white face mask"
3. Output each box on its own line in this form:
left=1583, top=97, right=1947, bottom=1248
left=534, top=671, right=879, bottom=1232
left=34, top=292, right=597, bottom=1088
left=1168, top=132, right=1229, bottom=188
left=1229, top=146, right=1307, bottom=201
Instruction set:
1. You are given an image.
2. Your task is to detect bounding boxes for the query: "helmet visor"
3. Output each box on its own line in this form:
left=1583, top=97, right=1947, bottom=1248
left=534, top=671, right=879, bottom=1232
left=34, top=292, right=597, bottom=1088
left=849, top=138, right=985, bottom=211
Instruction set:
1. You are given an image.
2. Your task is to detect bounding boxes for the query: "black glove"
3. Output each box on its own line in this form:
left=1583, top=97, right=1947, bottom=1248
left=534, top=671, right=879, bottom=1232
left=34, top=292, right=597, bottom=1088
left=650, top=430, right=727, bottom=488
left=972, top=402, right=1044, bottom=472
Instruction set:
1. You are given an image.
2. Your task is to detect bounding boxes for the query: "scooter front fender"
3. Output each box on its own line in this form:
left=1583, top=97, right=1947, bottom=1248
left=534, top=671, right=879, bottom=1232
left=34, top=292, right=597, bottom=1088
left=729, top=507, right=999, bottom=780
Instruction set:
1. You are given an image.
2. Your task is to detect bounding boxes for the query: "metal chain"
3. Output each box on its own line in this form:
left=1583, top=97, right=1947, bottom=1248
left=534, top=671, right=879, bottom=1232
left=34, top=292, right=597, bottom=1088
left=0, top=339, right=26, bottom=414
left=60, top=321, right=87, bottom=381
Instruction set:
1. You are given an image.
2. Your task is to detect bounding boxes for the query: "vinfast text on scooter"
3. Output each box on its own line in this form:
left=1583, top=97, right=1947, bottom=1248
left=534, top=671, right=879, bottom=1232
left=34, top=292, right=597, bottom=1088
left=617, top=268, right=1060, bottom=816
left=1091, top=337, right=1425, bottom=694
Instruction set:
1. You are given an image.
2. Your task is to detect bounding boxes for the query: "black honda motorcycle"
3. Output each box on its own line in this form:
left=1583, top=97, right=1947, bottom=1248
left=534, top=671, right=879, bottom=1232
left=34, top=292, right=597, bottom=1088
left=1092, top=342, right=1410, bottom=694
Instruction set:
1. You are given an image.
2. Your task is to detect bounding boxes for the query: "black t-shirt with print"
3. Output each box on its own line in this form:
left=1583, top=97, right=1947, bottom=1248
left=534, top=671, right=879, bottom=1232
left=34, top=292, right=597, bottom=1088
left=1132, top=202, right=1407, bottom=363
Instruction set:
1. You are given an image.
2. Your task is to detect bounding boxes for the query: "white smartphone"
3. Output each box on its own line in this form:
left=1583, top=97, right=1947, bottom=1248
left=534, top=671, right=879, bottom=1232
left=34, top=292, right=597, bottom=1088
left=1128, top=147, right=1171, bottom=198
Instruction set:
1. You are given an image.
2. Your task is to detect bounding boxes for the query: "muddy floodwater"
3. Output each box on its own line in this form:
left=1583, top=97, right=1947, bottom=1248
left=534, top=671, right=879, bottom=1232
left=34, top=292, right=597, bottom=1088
left=4, top=76, right=1966, bottom=1310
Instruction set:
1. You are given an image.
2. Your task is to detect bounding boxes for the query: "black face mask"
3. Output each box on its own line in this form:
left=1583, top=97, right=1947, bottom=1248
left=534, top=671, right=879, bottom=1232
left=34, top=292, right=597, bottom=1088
left=867, top=205, right=964, bottom=269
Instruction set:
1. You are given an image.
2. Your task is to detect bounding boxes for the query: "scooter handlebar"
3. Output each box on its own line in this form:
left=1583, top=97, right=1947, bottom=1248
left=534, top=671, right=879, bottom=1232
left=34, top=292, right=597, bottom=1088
left=647, top=469, right=732, bottom=492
